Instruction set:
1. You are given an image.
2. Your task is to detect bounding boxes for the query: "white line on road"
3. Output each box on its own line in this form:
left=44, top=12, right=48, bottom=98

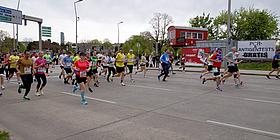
left=61, top=92, right=116, bottom=104
left=128, top=85, right=173, bottom=91
left=207, top=120, right=280, bottom=138
left=243, top=98, right=280, bottom=105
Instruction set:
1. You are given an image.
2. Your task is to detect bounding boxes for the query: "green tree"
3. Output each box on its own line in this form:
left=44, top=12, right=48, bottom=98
left=123, top=35, right=154, bottom=56
left=189, top=13, right=215, bottom=40
left=102, top=39, right=113, bottom=50
left=213, top=7, right=279, bottom=40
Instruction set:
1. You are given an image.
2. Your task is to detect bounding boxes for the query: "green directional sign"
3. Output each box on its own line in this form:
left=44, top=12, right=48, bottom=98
left=0, top=6, right=22, bottom=25
left=42, top=26, right=51, bottom=37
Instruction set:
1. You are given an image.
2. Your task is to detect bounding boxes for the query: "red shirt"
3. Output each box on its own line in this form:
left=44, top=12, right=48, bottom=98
left=35, top=58, right=47, bottom=74
left=210, top=53, right=222, bottom=68
left=74, top=60, right=89, bottom=77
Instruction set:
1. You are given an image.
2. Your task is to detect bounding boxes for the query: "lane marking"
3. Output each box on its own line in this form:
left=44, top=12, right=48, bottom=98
left=207, top=120, right=280, bottom=138
left=243, top=98, right=280, bottom=105
left=61, top=92, right=116, bottom=104
left=128, top=85, right=173, bottom=91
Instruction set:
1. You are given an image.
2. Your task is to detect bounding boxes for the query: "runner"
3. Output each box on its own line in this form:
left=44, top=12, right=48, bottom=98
left=8, top=51, right=20, bottom=84
left=179, top=54, right=186, bottom=72
left=126, top=49, right=136, bottom=81
left=266, top=49, right=280, bottom=79
left=200, top=52, right=213, bottom=79
left=158, top=49, right=171, bottom=82
left=59, top=52, right=67, bottom=79
left=114, top=50, right=126, bottom=86
left=220, top=47, right=243, bottom=88
left=99, top=53, right=109, bottom=78
left=72, top=52, right=90, bottom=105
left=88, top=51, right=99, bottom=89
left=135, top=55, right=148, bottom=78
left=62, top=52, right=73, bottom=84
left=4, top=53, right=10, bottom=80
left=202, top=48, right=223, bottom=91
left=0, top=55, right=5, bottom=96
left=34, top=51, right=47, bottom=96
left=17, top=51, right=34, bottom=100
left=107, top=52, right=116, bottom=82
left=43, top=51, right=52, bottom=74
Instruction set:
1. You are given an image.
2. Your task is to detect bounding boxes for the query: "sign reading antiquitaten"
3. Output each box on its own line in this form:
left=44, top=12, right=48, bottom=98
left=238, top=40, right=276, bottom=59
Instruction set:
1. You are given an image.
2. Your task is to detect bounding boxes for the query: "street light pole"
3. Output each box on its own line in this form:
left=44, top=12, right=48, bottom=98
left=16, top=0, right=21, bottom=51
left=74, top=0, right=83, bottom=52
left=117, top=21, right=123, bottom=51
left=227, top=0, right=231, bottom=47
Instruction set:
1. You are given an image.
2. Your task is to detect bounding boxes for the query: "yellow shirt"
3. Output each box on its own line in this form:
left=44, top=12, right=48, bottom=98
left=9, top=55, right=20, bottom=68
left=126, top=53, right=135, bottom=66
left=18, top=58, right=33, bottom=75
left=116, top=53, right=125, bottom=67
left=73, top=56, right=80, bottom=63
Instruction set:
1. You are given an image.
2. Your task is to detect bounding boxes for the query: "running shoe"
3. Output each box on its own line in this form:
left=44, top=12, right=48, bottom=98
left=1, top=86, right=5, bottom=90
left=88, top=87, right=93, bottom=93
left=81, top=100, right=88, bottom=105
left=35, top=91, right=41, bottom=96
left=0, top=92, right=2, bottom=96
left=121, top=82, right=126, bottom=86
left=216, top=87, right=223, bottom=91
left=266, top=75, right=271, bottom=79
left=202, top=78, right=206, bottom=84
left=23, top=96, right=31, bottom=100
left=18, top=84, right=22, bottom=94
left=235, top=84, right=240, bottom=88
left=200, top=74, right=203, bottom=79
left=276, top=76, right=280, bottom=79
left=72, top=85, right=79, bottom=93
left=240, top=81, right=243, bottom=86
left=157, top=75, right=160, bottom=81
left=40, top=90, right=44, bottom=95
left=94, top=83, right=99, bottom=87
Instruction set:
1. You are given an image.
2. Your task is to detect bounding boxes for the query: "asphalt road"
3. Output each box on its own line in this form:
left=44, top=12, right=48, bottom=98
left=0, top=67, right=280, bottom=140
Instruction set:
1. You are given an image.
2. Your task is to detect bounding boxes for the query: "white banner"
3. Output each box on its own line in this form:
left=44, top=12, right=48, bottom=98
left=238, top=40, right=276, bottom=59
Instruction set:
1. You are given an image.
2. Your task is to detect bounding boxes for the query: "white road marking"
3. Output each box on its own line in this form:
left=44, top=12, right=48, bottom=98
left=61, top=92, right=116, bottom=104
left=207, top=120, right=280, bottom=138
left=128, top=85, right=173, bottom=91
left=243, top=98, right=280, bottom=105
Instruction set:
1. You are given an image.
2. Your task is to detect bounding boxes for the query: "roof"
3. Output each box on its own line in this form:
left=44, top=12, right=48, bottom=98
left=169, top=26, right=208, bottom=31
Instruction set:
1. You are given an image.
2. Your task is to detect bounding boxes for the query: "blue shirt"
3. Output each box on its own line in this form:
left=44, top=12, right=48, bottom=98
left=274, top=53, right=279, bottom=60
left=160, top=53, right=170, bottom=64
left=63, top=56, right=73, bottom=68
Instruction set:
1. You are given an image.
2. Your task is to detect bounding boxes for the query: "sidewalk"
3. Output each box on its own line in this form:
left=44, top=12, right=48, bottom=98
left=147, top=66, right=274, bottom=76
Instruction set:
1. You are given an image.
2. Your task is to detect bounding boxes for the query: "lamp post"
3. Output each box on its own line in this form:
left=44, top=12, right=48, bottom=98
left=74, top=0, right=83, bottom=52
left=227, top=0, right=231, bottom=47
left=13, top=0, right=21, bottom=51
left=117, top=21, right=123, bottom=51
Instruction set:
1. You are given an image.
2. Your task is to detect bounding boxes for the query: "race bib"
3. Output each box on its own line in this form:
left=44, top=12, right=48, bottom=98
left=24, top=67, right=32, bottom=74
left=66, top=62, right=72, bottom=67
left=37, top=67, right=46, bottom=73
left=80, top=70, right=87, bottom=77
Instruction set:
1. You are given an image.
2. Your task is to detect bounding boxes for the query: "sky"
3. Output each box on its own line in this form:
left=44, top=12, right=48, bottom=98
left=0, top=0, right=279, bottom=44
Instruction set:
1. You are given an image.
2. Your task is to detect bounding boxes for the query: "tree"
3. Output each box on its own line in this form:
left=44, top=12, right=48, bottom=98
left=213, top=7, right=279, bottom=40
left=102, top=39, right=113, bottom=50
left=123, top=35, right=154, bottom=56
left=189, top=13, right=215, bottom=40
left=149, top=13, right=173, bottom=44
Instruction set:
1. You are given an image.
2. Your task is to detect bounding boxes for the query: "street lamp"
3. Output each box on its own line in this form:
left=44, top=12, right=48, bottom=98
left=74, top=0, right=83, bottom=52
left=117, top=21, right=123, bottom=51
left=13, top=0, right=21, bottom=51
left=227, top=0, right=231, bottom=47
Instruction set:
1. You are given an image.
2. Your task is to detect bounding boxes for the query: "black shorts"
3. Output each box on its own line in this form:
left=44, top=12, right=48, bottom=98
left=64, top=68, right=72, bottom=74
left=87, top=69, right=98, bottom=76
left=207, top=65, right=213, bottom=71
left=76, top=76, right=87, bottom=84
left=116, top=66, right=125, bottom=73
left=60, top=66, right=64, bottom=69
left=213, top=67, right=221, bottom=76
left=272, top=62, right=279, bottom=69
left=228, top=66, right=236, bottom=73
left=9, top=68, right=17, bottom=74
left=102, top=66, right=109, bottom=69
left=127, top=65, right=133, bottom=73
left=0, top=68, right=4, bottom=74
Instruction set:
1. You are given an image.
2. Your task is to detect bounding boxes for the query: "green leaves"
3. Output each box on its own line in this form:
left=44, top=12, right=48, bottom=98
left=123, top=35, right=154, bottom=56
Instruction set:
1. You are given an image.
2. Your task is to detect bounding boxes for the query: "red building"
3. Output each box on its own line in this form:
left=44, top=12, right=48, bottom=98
left=167, top=26, right=208, bottom=47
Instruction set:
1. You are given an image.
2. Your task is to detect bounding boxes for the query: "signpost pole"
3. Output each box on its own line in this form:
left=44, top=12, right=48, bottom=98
left=39, top=23, right=42, bottom=51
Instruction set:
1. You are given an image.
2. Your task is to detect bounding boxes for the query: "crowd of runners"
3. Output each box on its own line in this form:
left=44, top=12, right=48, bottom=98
left=0, top=47, right=279, bottom=105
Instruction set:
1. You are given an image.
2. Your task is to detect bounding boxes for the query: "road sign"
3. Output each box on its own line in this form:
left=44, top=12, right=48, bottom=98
left=42, top=26, right=51, bottom=37
left=0, top=6, right=22, bottom=25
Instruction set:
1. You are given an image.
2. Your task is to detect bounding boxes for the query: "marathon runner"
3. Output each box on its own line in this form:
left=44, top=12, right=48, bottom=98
left=135, top=55, right=148, bottom=78
left=114, top=50, right=126, bottom=86
left=158, top=49, right=171, bottom=82
left=202, top=48, right=223, bottom=91
left=126, top=49, right=136, bottom=81
left=72, top=52, right=90, bottom=105
left=266, top=49, right=280, bottom=79
left=43, top=51, right=52, bottom=74
left=88, top=51, right=99, bottom=89
left=8, top=51, right=20, bottom=84
left=62, top=52, right=73, bottom=84
left=107, top=53, right=116, bottom=82
left=0, top=55, right=5, bottom=96
left=34, top=51, right=47, bottom=96
left=17, top=51, right=34, bottom=100
left=59, top=52, right=67, bottom=79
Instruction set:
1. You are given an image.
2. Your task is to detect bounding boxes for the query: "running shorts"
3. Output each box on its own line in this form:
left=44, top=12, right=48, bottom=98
left=127, top=65, right=133, bottom=73
left=116, top=66, right=125, bottom=73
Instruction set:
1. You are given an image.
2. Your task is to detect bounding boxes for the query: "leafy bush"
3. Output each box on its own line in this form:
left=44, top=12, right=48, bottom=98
left=238, top=62, right=272, bottom=71
left=0, top=131, right=10, bottom=140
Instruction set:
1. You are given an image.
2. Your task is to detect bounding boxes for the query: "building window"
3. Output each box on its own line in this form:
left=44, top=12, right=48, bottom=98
left=192, top=33, right=197, bottom=39
left=169, top=30, right=175, bottom=39
left=186, top=32, right=192, bottom=39
left=180, top=31, right=186, bottom=37
left=198, top=33, right=203, bottom=40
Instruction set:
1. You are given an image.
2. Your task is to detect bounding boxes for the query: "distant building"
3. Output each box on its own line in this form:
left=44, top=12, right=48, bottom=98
left=60, top=32, right=65, bottom=45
